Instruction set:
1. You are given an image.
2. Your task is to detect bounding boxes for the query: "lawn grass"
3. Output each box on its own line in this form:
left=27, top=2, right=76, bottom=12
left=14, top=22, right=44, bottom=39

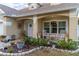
left=27, top=48, right=79, bottom=56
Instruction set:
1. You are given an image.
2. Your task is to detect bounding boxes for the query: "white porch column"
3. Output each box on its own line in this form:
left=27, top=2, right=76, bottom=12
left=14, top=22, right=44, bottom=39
left=32, top=15, right=38, bottom=38
left=69, top=9, right=78, bottom=40
left=3, top=16, right=8, bottom=35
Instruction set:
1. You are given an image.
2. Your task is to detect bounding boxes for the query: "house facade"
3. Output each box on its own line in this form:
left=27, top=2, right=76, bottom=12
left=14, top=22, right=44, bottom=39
left=0, top=3, right=79, bottom=41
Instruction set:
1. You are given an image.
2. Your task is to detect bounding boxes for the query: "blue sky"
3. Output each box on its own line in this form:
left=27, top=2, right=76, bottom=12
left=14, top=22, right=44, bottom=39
left=1, top=3, right=28, bottom=10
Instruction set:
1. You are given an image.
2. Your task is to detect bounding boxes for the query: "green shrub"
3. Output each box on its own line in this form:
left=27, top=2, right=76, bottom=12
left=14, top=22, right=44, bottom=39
left=23, top=35, right=31, bottom=44
left=23, top=35, right=48, bottom=46
left=23, top=33, right=48, bottom=46
left=7, top=47, right=14, bottom=53
left=66, top=39, right=78, bottom=50
left=29, top=38, right=48, bottom=46
left=30, top=38, right=39, bottom=46
left=38, top=38, right=48, bottom=46
left=56, top=40, right=66, bottom=48
left=56, top=39, right=78, bottom=50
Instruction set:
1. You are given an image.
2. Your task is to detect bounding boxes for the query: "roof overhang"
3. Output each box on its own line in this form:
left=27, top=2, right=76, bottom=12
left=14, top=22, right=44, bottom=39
left=5, top=3, right=79, bottom=18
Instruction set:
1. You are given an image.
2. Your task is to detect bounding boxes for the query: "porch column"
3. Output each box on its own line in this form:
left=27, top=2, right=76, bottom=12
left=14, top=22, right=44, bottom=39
left=3, top=17, right=18, bottom=36
left=69, top=9, right=78, bottom=40
left=2, top=16, right=7, bottom=35
left=32, top=15, right=38, bottom=38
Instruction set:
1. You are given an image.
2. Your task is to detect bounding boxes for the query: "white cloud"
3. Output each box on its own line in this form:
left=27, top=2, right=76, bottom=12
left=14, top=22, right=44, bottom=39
left=0, top=3, right=28, bottom=10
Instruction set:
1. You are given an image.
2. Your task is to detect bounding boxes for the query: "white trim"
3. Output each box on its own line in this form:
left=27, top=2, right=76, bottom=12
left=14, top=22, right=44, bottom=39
left=77, top=8, right=79, bottom=40
left=0, top=22, right=4, bottom=35
left=57, top=21, right=59, bottom=34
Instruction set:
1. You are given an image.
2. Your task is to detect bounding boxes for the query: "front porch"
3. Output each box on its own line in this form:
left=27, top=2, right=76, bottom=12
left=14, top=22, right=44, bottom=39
left=18, top=16, right=68, bottom=40
left=16, top=9, right=78, bottom=40
left=0, top=9, right=79, bottom=55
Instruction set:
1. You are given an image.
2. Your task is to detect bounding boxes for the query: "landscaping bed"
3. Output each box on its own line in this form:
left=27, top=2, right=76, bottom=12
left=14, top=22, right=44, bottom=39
left=0, top=32, right=79, bottom=56
left=0, top=44, right=37, bottom=53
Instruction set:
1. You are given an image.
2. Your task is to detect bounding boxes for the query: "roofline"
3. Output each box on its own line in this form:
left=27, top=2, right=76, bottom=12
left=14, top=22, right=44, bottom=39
left=4, top=3, right=79, bottom=17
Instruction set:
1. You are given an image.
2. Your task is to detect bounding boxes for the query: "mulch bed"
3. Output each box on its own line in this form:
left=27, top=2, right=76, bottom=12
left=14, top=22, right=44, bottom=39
left=0, top=44, right=38, bottom=53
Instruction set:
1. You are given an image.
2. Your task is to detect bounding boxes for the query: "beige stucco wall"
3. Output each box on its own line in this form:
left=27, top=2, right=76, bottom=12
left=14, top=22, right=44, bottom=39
left=4, top=17, right=19, bottom=36
left=69, top=9, right=78, bottom=40
left=4, top=9, right=78, bottom=40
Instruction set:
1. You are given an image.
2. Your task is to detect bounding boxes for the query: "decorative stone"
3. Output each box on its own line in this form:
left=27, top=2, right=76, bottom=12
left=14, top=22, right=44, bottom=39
left=21, top=52, right=25, bottom=55
left=40, top=46, right=44, bottom=48
left=18, top=53, right=22, bottom=56
left=0, top=47, right=43, bottom=56
left=44, top=47, right=47, bottom=49
left=18, top=49, right=23, bottom=52
left=13, top=53, right=16, bottom=56
left=11, top=53, right=14, bottom=56
left=3, top=53, right=7, bottom=56
left=0, top=52, right=3, bottom=54
left=7, top=53, right=10, bottom=56
left=36, top=47, right=39, bottom=49
left=52, top=45, right=55, bottom=48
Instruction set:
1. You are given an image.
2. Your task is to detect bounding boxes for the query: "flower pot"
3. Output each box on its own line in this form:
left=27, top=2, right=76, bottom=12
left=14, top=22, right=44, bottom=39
left=16, top=41, right=24, bottom=49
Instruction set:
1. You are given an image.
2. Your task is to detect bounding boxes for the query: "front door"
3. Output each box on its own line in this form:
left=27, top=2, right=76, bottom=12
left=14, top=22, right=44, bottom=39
left=28, top=23, right=33, bottom=37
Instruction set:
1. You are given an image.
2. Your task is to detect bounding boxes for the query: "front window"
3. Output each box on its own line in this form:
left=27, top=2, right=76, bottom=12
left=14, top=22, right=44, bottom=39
left=44, top=22, right=50, bottom=33
left=58, top=21, right=66, bottom=34
left=43, top=21, right=67, bottom=34
left=51, top=21, right=57, bottom=33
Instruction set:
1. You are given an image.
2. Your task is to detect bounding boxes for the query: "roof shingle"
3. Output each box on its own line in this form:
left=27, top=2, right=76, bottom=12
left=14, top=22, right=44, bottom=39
left=0, top=4, right=19, bottom=15
left=0, top=3, right=79, bottom=17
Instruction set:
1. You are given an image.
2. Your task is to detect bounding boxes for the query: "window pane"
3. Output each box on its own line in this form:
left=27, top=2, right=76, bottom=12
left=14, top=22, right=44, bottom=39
left=51, top=21, right=57, bottom=33
left=6, top=21, right=12, bottom=27
left=51, top=28, right=57, bottom=33
left=59, top=28, right=66, bottom=34
left=51, top=21, right=57, bottom=28
left=44, top=22, right=49, bottom=28
left=59, top=21, right=66, bottom=28
left=44, top=28, right=50, bottom=33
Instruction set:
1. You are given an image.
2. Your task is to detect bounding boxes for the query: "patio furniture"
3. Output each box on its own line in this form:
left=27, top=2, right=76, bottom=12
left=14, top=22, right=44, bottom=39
left=2, top=35, right=16, bottom=43
left=11, top=35, right=16, bottom=40
left=2, top=36, right=12, bottom=42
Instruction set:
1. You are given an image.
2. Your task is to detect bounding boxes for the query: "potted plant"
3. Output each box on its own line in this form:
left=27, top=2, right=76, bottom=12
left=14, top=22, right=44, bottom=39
left=16, top=40, right=25, bottom=49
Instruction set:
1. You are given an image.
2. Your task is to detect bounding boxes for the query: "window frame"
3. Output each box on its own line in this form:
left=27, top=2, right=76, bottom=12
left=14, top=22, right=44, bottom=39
left=43, top=22, right=50, bottom=34
left=51, top=21, right=57, bottom=33
left=43, top=20, right=68, bottom=36
left=58, top=21, right=66, bottom=34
